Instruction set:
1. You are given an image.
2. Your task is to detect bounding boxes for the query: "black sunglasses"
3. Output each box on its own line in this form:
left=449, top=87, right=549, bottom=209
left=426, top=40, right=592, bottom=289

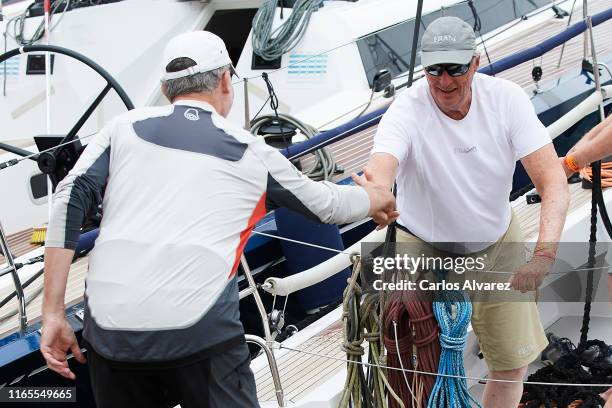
left=424, top=61, right=472, bottom=77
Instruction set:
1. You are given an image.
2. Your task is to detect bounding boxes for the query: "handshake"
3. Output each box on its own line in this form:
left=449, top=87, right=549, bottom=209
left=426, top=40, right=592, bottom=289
left=352, top=168, right=399, bottom=229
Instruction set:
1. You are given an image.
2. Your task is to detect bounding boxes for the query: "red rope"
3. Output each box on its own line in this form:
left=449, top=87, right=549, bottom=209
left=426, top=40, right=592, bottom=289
left=384, top=289, right=441, bottom=408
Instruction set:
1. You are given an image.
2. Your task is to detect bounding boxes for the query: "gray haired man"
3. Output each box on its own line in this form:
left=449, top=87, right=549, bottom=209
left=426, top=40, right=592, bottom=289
left=367, top=17, right=569, bottom=407
left=41, top=31, right=398, bottom=407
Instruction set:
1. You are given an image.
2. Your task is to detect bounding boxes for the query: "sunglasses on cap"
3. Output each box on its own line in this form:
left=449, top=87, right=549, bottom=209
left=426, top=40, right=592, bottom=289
left=424, top=60, right=472, bottom=77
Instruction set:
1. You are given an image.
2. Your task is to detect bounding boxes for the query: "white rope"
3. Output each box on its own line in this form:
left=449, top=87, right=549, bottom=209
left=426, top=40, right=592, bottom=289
left=253, top=229, right=612, bottom=276
left=470, top=265, right=612, bottom=275
left=279, top=345, right=612, bottom=388
left=393, top=320, right=418, bottom=406
left=251, top=230, right=352, bottom=255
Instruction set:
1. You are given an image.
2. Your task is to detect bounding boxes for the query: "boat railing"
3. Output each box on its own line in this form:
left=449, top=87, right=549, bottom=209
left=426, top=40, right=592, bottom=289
left=479, top=7, right=612, bottom=76
left=0, top=219, right=27, bottom=335
left=239, top=255, right=286, bottom=407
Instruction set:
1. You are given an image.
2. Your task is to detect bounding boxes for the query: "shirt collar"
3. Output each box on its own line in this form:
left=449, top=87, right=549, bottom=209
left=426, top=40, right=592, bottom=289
left=173, top=99, right=217, bottom=114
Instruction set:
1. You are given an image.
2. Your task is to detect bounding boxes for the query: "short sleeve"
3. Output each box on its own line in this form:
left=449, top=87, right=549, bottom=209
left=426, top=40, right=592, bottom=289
left=371, top=97, right=413, bottom=164
left=505, top=82, right=551, bottom=160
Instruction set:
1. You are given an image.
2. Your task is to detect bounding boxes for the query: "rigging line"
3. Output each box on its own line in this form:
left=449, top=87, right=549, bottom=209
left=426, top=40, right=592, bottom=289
left=468, top=0, right=493, bottom=66
left=315, top=96, right=384, bottom=131
left=253, top=230, right=612, bottom=276
left=557, top=0, right=577, bottom=68
left=251, top=95, right=272, bottom=123
left=279, top=345, right=612, bottom=388
left=474, top=0, right=564, bottom=50
left=479, top=265, right=612, bottom=275
left=0, top=131, right=96, bottom=167
left=2, top=29, right=6, bottom=97
left=250, top=230, right=352, bottom=255
left=0, top=89, right=374, bottom=172
left=286, top=111, right=384, bottom=161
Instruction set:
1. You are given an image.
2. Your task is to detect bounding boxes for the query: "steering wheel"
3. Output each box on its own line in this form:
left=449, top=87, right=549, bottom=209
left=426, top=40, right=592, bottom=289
left=0, top=45, right=134, bottom=182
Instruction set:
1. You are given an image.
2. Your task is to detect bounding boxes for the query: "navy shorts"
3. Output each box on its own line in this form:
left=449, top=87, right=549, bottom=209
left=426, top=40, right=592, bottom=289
left=87, top=342, right=259, bottom=408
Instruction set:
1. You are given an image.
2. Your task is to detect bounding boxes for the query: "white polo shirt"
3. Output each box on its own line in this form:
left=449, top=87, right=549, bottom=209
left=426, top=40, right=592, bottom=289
left=372, top=73, right=550, bottom=247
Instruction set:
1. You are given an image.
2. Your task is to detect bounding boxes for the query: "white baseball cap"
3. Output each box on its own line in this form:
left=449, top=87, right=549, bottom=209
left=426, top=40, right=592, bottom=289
left=161, top=31, right=238, bottom=81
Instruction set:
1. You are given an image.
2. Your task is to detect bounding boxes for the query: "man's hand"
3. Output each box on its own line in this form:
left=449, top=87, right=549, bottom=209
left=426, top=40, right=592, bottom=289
left=352, top=168, right=399, bottom=229
left=601, top=387, right=612, bottom=408
left=559, top=156, right=575, bottom=178
left=508, top=256, right=553, bottom=293
left=40, top=316, right=86, bottom=380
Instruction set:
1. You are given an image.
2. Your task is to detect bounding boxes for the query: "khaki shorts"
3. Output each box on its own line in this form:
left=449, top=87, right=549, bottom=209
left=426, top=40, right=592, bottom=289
left=395, top=214, right=548, bottom=372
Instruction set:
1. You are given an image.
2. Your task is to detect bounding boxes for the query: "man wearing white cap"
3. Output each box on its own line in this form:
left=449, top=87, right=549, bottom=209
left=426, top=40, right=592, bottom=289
left=40, top=31, right=398, bottom=407
left=367, top=17, right=569, bottom=407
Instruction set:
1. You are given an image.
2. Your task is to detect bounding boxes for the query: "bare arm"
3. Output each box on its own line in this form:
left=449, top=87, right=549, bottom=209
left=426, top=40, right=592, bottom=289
left=252, top=139, right=397, bottom=226
left=41, top=247, right=86, bottom=380
left=522, top=143, right=569, bottom=250
left=39, top=126, right=112, bottom=378
left=365, top=152, right=399, bottom=190
left=567, top=114, right=612, bottom=169
left=42, top=248, right=75, bottom=319
left=510, top=144, right=569, bottom=292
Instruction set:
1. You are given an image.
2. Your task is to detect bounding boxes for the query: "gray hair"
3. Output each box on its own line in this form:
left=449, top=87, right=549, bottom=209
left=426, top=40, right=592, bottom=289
left=162, top=57, right=230, bottom=101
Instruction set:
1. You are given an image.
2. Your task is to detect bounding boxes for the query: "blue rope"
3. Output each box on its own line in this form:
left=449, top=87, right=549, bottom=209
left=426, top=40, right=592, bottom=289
left=427, top=290, right=482, bottom=408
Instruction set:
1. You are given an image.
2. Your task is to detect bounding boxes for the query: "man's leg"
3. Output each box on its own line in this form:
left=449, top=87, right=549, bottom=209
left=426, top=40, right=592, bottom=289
left=471, top=214, right=545, bottom=408
left=471, top=298, right=547, bottom=408
left=166, top=341, right=259, bottom=408
left=482, top=366, right=527, bottom=408
left=87, top=345, right=166, bottom=408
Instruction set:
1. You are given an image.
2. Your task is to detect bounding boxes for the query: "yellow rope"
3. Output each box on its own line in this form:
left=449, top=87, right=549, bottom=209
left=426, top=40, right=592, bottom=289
left=337, top=255, right=404, bottom=408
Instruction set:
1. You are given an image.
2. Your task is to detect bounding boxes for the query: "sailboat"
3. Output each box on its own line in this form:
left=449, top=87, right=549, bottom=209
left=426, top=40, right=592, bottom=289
left=0, top=0, right=611, bottom=406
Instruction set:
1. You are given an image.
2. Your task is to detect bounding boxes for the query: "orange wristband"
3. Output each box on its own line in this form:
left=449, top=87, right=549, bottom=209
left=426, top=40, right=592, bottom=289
left=565, top=155, right=581, bottom=173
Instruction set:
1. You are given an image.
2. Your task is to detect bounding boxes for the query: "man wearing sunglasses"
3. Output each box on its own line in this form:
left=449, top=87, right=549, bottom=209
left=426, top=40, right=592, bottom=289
left=366, top=16, right=569, bottom=408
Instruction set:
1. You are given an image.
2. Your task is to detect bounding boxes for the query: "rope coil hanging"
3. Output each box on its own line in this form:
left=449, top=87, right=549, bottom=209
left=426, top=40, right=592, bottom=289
left=428, top=290, right=482, bottom=408
left=384, top=285, right=441, bottom=408
left=338, top=254, right=404, bottom=408
left=252, top=0, right=323, bottom=61
left=579, top=162, right=612, bottom=188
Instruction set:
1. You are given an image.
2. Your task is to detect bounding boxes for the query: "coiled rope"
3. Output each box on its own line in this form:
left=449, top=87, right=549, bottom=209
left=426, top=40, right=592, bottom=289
left=250, top=111, right=337, bottom=181
left=520, top=159, right=612, bottom=408
left=580, top=162, right=612, bottom=188
left=384, top=286, right=440, bottom=408
left=249, top=72, right=337, bottom=181
left=252, top=0, right=322, bottom=61
left=338, top=255, right=404, bottom=408
left=4, top=0, right=71, bottom=46
left=428, top=290, right=482, bottom=408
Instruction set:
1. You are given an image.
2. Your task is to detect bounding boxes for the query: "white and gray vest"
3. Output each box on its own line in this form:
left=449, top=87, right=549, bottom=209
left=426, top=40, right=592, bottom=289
left=46, top=100, right=369, bottom=361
